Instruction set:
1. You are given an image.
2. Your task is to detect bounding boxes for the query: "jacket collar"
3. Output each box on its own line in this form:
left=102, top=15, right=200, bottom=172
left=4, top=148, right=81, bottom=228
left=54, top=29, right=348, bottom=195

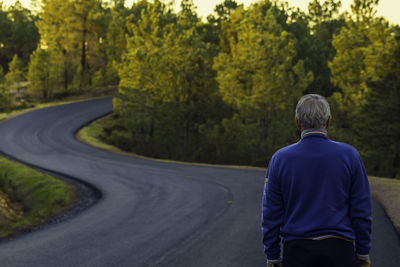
left=301, top=128, right=328, bottom=139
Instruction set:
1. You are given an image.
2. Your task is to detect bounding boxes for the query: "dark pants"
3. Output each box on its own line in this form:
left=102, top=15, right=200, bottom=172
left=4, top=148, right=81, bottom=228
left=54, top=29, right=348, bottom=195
left=283, top=238, right=357, bottom=267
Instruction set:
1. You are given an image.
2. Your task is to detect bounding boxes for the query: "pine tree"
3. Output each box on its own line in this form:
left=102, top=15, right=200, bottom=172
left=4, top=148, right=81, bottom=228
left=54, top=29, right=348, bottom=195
left=328, top=0, right=396, bottom=144
left=329, top=0, right=390, bottom=111
left=213, top=1, right=313, bottom=163
left=0, top=2, right=39, bottom=72
left=38, top=0, right=105, bottom=91
left=27, top=48, right=63, bottom=100
left=114, top=0, right=220, bottom=160
left=5, top=54, right=25, bottom=86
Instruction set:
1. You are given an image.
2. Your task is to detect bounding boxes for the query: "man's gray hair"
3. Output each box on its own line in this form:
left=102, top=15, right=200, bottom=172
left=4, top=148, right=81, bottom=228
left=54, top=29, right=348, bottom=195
left=295, top=94, right=331, bottom=130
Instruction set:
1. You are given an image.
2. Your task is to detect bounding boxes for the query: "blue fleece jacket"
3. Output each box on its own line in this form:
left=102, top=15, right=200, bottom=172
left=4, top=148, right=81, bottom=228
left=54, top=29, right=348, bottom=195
left=261, top=130, right=372, bottom=260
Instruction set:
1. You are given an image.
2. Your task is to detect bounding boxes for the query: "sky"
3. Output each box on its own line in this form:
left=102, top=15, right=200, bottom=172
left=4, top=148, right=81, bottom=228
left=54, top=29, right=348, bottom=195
left=2, top=0, right=400, bottom=24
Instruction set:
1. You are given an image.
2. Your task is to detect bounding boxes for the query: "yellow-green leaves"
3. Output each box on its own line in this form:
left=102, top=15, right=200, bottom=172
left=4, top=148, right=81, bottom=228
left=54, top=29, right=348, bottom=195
left=27, top=48, right=64, bottom=100
left=213, top=3, right=311, bottom=110
left=330, top=1, right=396, bottom=111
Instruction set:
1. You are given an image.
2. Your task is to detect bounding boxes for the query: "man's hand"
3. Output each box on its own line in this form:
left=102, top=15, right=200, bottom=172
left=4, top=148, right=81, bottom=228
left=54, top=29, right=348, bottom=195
left=357, top=255, right=371, bottom=267
left=267, top=258, right=282, bottom=267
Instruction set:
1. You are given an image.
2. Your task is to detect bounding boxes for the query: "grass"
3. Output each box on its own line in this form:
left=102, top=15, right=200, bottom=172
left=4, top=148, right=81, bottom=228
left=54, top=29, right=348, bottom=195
left=77, top=116, right=122, bottom=153
left=77, top=115, right=266, bottom=171
left=0, top=94, right=116, bottom=238
left=0, top=90, right=116, bottom=238
left=0, top=157, right=74, bottom=238
left=79, top=116, right=400, bottom=235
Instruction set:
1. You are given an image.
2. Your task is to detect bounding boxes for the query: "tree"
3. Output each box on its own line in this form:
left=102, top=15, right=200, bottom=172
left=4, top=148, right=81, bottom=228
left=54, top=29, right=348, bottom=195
left=37, top=0, right=106, bottom=91
left=356, top=74, right=400, bottom=178
left=102, top=0, right=132, bottom=85
left=328, top=0, right=400, bottom=177
left=5, top=54, right=25, bottom=86
left=354, top=21, right=400, bottom=177
left=0, top=2, right=39, bottom=73
left=304, top=0, right=345, bottom=96
left=328, top=0, right=396, bottom=143
left=3, top=54, right=25, bottom=107
left=98, top=0, right=400, bottom=172
left=211, top=1, right=313, bottom=164
left=0, top=65, right=10, bottom=111
left=113, top=0, right=222, bottom=160
left=329, top=0, right=387, bottom=111
left=0, top=4, right=12, bottom=73
left=0, top=65, right=4, bottom=83
left=27, top=48, right=63, bottom=100
left=71, top=0, right=105, bottom=90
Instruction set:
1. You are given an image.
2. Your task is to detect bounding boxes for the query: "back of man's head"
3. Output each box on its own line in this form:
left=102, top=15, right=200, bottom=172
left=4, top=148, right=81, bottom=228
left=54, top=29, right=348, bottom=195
left=295, top=94, right=331, bottom=130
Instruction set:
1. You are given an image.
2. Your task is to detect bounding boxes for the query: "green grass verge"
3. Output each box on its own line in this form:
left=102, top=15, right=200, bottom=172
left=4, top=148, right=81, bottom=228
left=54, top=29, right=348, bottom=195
left=0, top=92, right=115, bottom=238
left=0, top=157, right=74, bottom=238
left=0, top=96, right=110, bottom=237
left=77, top=116, right=122, bottom=153
left=77, top=115, right=266, bottom=171
left=79, top=116, right=400, bottom=234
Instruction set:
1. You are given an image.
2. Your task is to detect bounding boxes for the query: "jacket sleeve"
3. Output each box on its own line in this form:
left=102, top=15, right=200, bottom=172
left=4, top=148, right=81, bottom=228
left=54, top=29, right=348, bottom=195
left=261, top=154, right=284, bottom=260
left=349, top=152, right=372, bottom=255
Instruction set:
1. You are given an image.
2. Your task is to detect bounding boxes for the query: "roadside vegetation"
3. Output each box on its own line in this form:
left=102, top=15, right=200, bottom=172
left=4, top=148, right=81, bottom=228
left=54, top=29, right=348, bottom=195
left=1, top=0, right=399, bottom=236
left=0, top=92, right=113, bottom=238
left=77, top=114, right=265, bottom=171
left=0, top=157, right=74, bottom=238
left=75, top=0, right=400, bottom=179
left=79, top=119, right=400, bottom=234
left=0, top=0, right=116, bottom=238
left=1, top=0, right=399, bottom=177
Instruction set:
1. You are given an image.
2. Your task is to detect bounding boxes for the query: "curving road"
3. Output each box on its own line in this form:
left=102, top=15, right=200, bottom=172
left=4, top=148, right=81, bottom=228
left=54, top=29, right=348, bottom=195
left=0, top=98, right=398, bottom=266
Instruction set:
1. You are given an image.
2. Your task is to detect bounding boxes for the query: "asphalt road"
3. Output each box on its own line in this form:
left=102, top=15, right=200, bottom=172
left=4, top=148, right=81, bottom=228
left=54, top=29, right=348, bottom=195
left=0, top=97, right=399, bottom=267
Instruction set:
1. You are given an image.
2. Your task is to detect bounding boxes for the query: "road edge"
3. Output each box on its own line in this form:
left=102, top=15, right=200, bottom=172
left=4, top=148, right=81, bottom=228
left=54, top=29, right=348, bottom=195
left=77, top=109, right=400, bottom=238
left=76, top=113, right=267, bottom=172
left=0, top=151, right=102, bottom=242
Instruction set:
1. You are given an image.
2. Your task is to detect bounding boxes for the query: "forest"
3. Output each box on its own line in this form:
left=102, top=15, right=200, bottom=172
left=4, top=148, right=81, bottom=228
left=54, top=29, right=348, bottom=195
left=0, top=0, right=399, bottom=178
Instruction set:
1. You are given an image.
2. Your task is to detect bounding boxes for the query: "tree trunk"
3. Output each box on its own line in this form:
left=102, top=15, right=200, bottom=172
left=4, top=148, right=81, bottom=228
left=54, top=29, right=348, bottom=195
left=80, top=16, right=87, bottom=91
left=62, top=49, right=68, bottom=89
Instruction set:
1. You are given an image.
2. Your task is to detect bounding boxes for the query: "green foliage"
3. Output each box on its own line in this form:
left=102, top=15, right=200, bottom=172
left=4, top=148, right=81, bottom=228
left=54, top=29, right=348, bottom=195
left=0, top=2, right=39, bottom=73
left=214, top=2, right=312, bottom=110
left=0, top=0, right=399, bottom=176
left=0, top=156, right=73, bottom=237
left=103, top=0, right=130, bottom=85
left=304, top=0, right=345, bottom=96
left=27, top=48, right=64, bottom=100
left=353, top=31, right=400, bottom=178
left=329, top=0, right=394, bottom=111
left=37, top=0, right=107, bottom=91
left=5, top=54, right=25, bottom=86
left=0, top=65, right=4, bottom=83
left=0, top=65, right=8, bottom=111
left=212, top=1, right=312, bottom=163
left=112, top=0, right=221, bottom=161
left=329, top=0, right=400, bottom=177
left=356, top=76, right=400, bottom=178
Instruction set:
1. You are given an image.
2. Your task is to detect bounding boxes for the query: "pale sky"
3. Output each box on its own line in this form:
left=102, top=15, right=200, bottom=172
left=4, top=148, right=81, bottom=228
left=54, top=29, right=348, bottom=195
left=2, top=0, right=399, bottom=24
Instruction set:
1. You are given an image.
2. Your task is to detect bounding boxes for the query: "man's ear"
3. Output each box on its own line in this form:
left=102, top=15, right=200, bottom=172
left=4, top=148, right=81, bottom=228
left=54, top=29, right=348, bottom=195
left=326, top=116, right=331, bottom=129
left=295, top=117, right=302, bottom=132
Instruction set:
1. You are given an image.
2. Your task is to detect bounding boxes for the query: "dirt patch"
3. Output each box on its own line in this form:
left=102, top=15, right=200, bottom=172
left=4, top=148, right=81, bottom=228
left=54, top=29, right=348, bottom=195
left=369, top=176, right=400, bottom=233
left=0, top=190, right=24, bottom=231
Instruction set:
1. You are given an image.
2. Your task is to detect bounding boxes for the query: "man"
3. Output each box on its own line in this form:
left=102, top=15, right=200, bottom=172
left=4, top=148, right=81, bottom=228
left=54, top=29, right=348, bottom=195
left=261, top=94, right=372, bottom=267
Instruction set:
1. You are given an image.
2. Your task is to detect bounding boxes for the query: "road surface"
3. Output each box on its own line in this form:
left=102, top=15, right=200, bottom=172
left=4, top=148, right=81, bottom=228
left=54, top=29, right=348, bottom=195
left=0, top=98, right=398, bottom=266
